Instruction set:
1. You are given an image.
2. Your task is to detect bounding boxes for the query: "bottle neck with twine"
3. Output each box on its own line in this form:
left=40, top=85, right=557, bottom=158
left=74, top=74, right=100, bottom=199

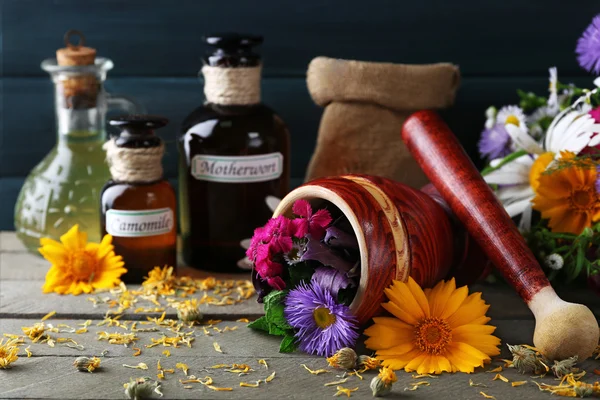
left=103, top=139, right=165, bottom=183
left=202, top=64, right=262, bottom=106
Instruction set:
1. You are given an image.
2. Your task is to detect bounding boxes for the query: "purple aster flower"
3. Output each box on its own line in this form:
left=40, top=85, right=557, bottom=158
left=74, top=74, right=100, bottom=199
left=577, top=15, right=600, bottom=74
left=311, top=266, right=355, bottom=298
left=324, top=226, right=358, bottom=249
left=284, top=281, right=359, bottom=356
left=478, top=123, right=512, bottom=160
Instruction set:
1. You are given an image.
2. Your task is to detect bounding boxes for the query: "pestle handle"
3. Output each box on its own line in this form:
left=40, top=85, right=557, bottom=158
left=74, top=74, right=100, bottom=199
left=401, top=110, right=549, bottom=303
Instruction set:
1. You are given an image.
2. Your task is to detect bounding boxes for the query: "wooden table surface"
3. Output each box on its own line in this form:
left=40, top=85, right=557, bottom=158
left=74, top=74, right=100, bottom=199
left=1, top=231, right=600, bottom=399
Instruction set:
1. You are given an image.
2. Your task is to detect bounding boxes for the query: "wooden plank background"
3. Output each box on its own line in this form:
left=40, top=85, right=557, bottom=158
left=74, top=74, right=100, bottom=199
left=1, top=0, right=599, bottom=231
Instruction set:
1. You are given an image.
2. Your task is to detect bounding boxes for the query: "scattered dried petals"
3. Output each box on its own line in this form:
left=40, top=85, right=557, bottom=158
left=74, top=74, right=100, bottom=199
left=469, top=379, right=487, bottom=388
left=511, top=381, right=527, bottom=387
left=176, top=363, right=189, bottom=376
left=133, top=348, right=141, bottom=356
left=210, top=364, right=229, bottom=369
left=123, top=363, right=148, bottom=370
left=412, top=374, right=438, bottom=379
left=493, top=374, right=508, bottom=383
left=258, top=359, right=268, bottom=369
left=237, top=318, right=250, bottom=323
left=265, top=372, right=276, bottom=383
left=404, top=381, right=430, bottom=391
left=41, top=311, right=56, bottom=321
left=240, top=381, right=261, bottom=388
left=213, top=342, right=223, bottom=353
left=25, top=346, right=32, bottom=358
left=325, top=378, right=349, bottom=386
left=163, top=350, right=171, bottom=357
left=333, top=386, right=358, bottom=397
left=302, top=364, right=329, bottom=375
left=206, top=385, right=233, bottom=392
left=487, top=366, right=503, bottom=373
left=480, top=392, right=495, bottom=399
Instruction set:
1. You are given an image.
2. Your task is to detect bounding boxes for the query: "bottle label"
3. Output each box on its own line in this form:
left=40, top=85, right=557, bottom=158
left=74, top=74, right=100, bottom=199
left=106, top=208, right=174, bottom=237
left=191, top=153, right=284, bottom=183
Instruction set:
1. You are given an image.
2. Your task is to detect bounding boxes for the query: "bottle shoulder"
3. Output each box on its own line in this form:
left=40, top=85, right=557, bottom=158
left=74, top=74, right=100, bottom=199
left=101, top=180, right=176, bottom=211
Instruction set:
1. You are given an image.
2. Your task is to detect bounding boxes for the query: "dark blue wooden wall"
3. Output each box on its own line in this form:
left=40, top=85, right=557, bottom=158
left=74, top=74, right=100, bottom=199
left=0, top=0, right=598, bottom=230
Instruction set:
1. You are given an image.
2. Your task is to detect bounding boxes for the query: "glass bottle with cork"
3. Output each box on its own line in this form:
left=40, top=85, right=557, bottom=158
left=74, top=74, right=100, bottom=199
left=179, top=33, right=290, bottom=272
left=101, top=115, right=177, bottom=283
left=14, top=30, right=140, bottom=252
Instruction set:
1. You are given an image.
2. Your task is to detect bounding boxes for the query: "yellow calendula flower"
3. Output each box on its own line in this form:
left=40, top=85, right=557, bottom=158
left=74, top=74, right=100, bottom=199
left=0, top=338, right=20, bottom=369
left=365, top=277, right=500, bottom=374
left=39, top=225, right=126, bottom=295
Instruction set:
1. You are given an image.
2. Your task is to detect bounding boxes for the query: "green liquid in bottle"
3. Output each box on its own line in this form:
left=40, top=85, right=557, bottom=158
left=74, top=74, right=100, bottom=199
left=14, top=133, right=110, bottom=252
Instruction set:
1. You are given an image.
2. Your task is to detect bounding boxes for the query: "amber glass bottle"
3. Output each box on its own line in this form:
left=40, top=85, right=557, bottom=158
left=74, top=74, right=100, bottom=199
left=179, top=33, right=290, bottom=272
left=101, top=115, right=177, bottom=282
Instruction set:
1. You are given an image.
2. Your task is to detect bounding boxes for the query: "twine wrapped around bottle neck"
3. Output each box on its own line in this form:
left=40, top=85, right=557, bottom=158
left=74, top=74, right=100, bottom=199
left=103, top=138, right=165, bottom=183
left=202, top=65, right=262, bottom=105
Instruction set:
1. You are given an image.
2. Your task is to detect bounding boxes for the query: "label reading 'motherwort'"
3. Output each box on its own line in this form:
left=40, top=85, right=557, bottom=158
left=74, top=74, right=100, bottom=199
left=106, top=208, right=174, bottom=237
left=191, top=153, right=284, bottom=183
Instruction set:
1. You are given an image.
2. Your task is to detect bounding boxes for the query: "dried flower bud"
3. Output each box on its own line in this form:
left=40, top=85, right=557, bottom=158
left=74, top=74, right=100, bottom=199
left=507, top=344, right=549, bottom=375
left=573, top=382, right=593, bottom=398
left=551, top=356, right=578, bottom=378
left=370, top=367, right=397, bottom=397
left=327, top=347, right=358, bottom=370
left=357, top=355, right=381, bottom=371
left=544, top=254, right=564, bottom=270
left=73, top=356, right=101, bottom=373
left=124, top=377, right=162, bottom=399
left=176, top=299, right=202, bottom=324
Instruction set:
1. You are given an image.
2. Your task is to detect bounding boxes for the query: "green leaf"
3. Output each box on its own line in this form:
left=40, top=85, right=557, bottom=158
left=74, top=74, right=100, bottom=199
left=266, top=302, right=293, bottom=331
left=481, top=150, right=528, bottom=176
left=247, top=316, right=269, bottom=332
left=268, top=324, right=289, bottom=336
left=263, top=290, right=287, bottom=308
left=570, top=246, right=586, bottom=283
left=279, top=334, right=298, bottom=353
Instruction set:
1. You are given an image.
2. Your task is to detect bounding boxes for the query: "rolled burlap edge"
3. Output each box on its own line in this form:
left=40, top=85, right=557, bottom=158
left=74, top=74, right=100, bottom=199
left=306, top=56, right=461, bottom=111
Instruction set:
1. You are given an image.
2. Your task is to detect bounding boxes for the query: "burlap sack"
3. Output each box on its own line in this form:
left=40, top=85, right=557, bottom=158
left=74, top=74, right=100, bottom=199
left=305, top=57, right=460, bottom=187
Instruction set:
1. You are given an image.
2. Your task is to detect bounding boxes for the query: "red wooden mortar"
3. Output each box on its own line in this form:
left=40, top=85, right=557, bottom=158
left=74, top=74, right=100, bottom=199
left=402, top=110, right=599, bottom=360
left=272, top=175, right=490, bottom=326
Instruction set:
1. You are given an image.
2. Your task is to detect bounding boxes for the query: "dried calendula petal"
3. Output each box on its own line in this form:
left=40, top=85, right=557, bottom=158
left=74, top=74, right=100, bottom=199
left=210, top=364, right=229, bottom=369
left=25, top=346, right=32, bottom=358
left=41, top=311, right=56, bottom=321
left=123, top=362, right=148, bottom=370
left=133, top=348, right=141, bottom=356
left=162, top=350, right=171, bottom=357
left=213, top=342, right=223, bottom=353
left=302, top=364, right=329, bottom=375
left=237, top=318, right=250, bottom=323
left=176, top=363, right=189, bottom=376
left=240, top=381, right=261, bottom=388
left=404, top=381, right=430, bottom=391
left=265, top=372, right=276, bottom=383
left=480, top=392, right=495, bottom=399
left=511, top=381, right=527, bottom=387
left=325, top=378, right=349, bottom=387
left=258, top=359, right=268, bottom=369
left=206, top=385, right=233, bottom=392
left=413, top=374, right=437, bottom=379
left=492, top=373, right=508, bottom=383
left=486, top=366, right=503, bottom=373
left=334, top=386, right=358, bottom=397
left=469, top=379, right=487, bottom=388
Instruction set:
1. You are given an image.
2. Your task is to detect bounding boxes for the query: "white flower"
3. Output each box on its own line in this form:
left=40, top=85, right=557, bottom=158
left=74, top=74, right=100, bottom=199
left=497, top=105, right=528, bottom=133
left=594, top=77, right=600, bottom=88
left=544, top=254, right=564, bottom=270
left=548, top=67, right=559, bottom=114
left=527, top=106, right=558, bottom=139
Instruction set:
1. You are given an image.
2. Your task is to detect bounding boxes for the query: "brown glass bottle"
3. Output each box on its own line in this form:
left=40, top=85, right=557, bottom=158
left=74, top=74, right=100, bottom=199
left=101, top=115, right=177, bottom=283
left=179, top=34, right=290, bottom=272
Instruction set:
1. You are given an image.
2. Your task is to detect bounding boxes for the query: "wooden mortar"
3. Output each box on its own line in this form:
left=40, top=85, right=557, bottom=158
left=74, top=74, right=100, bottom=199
left=272, top=174, right=490, bottom=326
left=401, top=110, right=599, bottom=361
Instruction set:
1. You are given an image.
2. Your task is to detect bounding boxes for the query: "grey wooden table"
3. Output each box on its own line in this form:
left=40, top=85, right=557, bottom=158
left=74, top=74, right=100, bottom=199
left=1, top=231, right=600, bottom=399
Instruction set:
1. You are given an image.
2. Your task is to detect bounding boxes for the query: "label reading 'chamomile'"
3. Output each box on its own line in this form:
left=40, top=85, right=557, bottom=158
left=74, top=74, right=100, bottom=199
left=191, top=153, right=283, bottom=183
left=106, top=208, right=174, bottom=237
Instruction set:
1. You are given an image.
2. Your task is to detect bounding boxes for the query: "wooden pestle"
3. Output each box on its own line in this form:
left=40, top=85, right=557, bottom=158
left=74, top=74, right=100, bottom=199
left=401, top=110, right=599, bottom=360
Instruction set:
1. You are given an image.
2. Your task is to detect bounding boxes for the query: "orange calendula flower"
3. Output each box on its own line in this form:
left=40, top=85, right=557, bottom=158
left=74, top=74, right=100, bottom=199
left=39, top=225, right=126, bottom=295
left=532, top=151, right=600, bottom=234
left=364, top=277, right=500, bottom=374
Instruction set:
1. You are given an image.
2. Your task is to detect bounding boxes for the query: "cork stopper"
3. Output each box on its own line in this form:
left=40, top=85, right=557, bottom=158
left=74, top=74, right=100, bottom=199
left=56, top=30, right=96, bottom=66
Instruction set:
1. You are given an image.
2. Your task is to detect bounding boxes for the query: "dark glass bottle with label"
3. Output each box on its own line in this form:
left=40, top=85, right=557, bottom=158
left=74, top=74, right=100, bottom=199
left=101, top=115, right=177, bottom=283
left=179, top=33, right=290, bottom=272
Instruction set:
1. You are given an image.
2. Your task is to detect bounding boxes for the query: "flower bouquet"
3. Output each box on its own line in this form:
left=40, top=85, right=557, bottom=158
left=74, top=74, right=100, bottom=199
left=480, top=15, right=600, bottom=289
left=246, top=199, right=362, bottom=356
